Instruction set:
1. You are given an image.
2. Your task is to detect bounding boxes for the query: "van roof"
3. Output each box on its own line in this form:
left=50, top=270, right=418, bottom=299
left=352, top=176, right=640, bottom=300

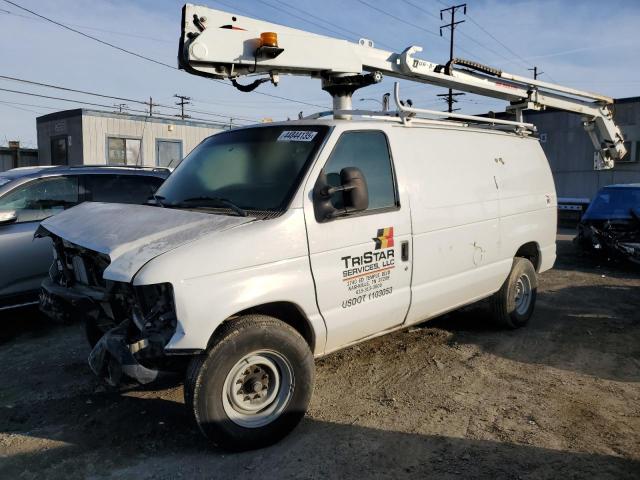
left=239, top=116, right=535, bottom=138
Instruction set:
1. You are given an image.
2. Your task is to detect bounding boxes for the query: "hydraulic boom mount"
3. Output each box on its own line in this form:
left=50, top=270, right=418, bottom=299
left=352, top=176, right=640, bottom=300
left=179, top=4, right=627, bottom=169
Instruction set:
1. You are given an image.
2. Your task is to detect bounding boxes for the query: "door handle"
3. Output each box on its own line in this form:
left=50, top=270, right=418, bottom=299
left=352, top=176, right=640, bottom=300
left=401, top=241, right=409, bottom=262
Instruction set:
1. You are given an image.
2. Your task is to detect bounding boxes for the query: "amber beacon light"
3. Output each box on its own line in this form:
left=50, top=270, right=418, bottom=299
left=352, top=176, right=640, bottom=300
left=260, top=31, right=278, bottom=48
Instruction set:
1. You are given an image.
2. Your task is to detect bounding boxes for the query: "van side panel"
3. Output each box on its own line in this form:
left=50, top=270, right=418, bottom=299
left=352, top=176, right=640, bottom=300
left=391, top=126, right=508, bottom=325
left=497, top=138, right=557, bottom=272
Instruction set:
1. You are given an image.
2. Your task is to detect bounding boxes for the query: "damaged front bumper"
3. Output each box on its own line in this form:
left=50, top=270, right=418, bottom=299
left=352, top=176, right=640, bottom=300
left=89, top=321, right=162, bottom=385
left=576, top=222, right=640, bottom=265
left=39, top=232, right=182, bottom=385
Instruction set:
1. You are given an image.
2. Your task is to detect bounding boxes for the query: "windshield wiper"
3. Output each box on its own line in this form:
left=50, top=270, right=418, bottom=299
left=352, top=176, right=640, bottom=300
left=151, top=194, right=166, bottom=207
left=174, top=196, right=248, bottom=217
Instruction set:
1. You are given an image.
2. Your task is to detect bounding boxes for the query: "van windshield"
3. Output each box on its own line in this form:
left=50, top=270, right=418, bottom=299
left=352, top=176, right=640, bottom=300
left=156, top=126, right=329, bottom=214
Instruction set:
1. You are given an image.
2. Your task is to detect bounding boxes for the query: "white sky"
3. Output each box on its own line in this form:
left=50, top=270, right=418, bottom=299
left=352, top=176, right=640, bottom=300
left=0, top=0, right=638, bottom=147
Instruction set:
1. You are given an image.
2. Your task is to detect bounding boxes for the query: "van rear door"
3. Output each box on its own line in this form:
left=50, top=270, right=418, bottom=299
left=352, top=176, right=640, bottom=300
left=304, top=130, right=412, bottom=353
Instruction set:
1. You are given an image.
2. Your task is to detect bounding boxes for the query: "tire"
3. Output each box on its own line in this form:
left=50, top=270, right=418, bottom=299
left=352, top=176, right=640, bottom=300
left=184, top=314, right=315, bottom=451
left=491, top=257, right=538, bottom=329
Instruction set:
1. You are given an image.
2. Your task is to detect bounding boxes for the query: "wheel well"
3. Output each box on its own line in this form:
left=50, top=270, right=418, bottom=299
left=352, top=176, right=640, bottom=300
left=515, top=242, right=541, bottom=271
left=212, top=302, right=315, bottom=351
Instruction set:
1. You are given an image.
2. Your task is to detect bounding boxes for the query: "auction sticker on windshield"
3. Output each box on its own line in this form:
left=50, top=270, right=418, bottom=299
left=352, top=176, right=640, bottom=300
left=277, top=130, right=318, bottom=142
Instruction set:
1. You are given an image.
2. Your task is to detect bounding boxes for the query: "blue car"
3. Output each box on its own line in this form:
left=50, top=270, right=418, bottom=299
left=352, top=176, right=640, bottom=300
left=0, top=165, right=170, bottom=311
left=576, top=184, right=640, bottom=264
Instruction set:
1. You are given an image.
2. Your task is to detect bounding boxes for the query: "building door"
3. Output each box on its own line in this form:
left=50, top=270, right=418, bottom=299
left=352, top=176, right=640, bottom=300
left=50, top=136, right=68, bottom=165
left=156, top=140, right=183, bottom=168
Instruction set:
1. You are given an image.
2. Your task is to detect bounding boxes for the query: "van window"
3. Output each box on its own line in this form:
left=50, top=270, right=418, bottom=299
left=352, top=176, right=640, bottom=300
left=323, top=131, right=396, bottom=211
left=0, top=176, right=79, bottom=223
left=84, top=175, right=164, bottom=204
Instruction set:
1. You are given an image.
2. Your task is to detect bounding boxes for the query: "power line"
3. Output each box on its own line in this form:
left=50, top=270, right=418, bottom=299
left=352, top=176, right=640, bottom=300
left=463, top=14, right=531, bottom=70
left=2, top=0, right=177, bottom=70
left=0, top=8, right=173, bottom=44
left=356, top=0, right=440, bottom=38
left=0, top=74, right=262, bottom=123
left=257, top=0, right=357, bottom=43
left=356, top=0, right=481, bottom=60
left=2, top=0, right=328, bottom=110
left=0, top=86, right=149, bottom=112
left=0, top=98, right=58, bottom=110
left=435, top=0, right=533, bottom=70
left=0, top=86, right=252, bottom=125
left=266, top=0, right=400, bottom=51
left=0, top=99, right=44, bottom=114
left=0, top=74, right=153, bottom=107
left=400, top=0, right=514, bottom=66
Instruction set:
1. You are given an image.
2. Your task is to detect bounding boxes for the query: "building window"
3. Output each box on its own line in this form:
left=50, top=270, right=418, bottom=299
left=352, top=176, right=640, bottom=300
left=107, top=137, right=141, bottom=165
left=156, top=139, right=183, bottom=168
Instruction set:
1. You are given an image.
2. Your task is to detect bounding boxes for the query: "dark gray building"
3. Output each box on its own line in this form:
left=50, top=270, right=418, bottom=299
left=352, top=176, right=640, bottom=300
left=0, top=142, right=38, bottom=172
left=524, top=96, right=639, bottom=201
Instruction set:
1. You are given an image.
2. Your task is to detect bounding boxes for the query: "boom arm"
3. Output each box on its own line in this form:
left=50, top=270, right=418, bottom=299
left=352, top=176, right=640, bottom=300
left=179, top=4, right=626, bottom=169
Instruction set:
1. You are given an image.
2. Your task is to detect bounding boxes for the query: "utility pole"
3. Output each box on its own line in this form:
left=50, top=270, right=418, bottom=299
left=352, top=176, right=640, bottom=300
left=436, top=91, right=464, bottom=112
left=146, top=96, right=158, bottom=117
left=440, top=3, right=467, bottom=113
left=174, top=94, right=191, bottom=119
left=528, top=66, right=543, bottom=80
left=114, top=103, right=128, bottom=113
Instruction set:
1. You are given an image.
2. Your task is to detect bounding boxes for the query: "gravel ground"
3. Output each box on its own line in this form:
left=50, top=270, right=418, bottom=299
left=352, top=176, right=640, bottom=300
left=0, top=234, right=638, bottom=479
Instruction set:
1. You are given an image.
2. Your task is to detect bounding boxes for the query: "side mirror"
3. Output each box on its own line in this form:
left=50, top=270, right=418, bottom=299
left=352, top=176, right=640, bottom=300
left=0, top=210, right=17, bottom=225
left=313, top=167, right=369, bottom=222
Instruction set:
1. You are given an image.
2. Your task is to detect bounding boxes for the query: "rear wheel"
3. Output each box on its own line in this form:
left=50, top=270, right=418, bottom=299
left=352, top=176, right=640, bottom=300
left=184, top=315, right=314, bottom=451
left=491, top=257, right=538, bottom=329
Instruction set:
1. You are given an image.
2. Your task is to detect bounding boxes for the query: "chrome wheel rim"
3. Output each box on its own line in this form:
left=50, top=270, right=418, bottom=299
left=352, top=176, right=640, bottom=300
left=222, top=350, right=294, bottom=428
left=514, top=273, right=532, bottom=315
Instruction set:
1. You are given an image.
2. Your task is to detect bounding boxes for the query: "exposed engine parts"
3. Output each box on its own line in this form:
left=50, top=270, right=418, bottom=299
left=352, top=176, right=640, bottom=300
left=38, top=230, right=178, bottom=385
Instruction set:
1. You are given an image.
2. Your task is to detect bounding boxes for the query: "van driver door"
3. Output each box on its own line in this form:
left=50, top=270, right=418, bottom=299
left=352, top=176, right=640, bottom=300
left=303, top=130, right=412, bottom=353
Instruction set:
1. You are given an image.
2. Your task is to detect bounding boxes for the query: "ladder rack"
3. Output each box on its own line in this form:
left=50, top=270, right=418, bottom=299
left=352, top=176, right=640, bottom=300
left=303, top=83, right=536, bottom=135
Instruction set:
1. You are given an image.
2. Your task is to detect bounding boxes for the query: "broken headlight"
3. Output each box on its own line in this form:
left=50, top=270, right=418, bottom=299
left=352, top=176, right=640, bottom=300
left=132, top=283, right=177, bottom=348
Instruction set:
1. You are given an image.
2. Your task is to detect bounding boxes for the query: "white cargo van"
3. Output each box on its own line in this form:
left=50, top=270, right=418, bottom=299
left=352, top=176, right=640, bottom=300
left=39, top=117, right=556, bottom=449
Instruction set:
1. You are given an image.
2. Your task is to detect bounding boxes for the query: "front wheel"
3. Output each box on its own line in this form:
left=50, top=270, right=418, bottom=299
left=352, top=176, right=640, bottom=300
left=491, top=257, right=538, bottom=329
left=184, top=315, right=314, bottom=451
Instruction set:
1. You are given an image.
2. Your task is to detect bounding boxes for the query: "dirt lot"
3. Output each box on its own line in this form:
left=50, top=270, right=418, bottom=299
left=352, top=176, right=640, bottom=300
left=0, top=234, right=639, bottom=479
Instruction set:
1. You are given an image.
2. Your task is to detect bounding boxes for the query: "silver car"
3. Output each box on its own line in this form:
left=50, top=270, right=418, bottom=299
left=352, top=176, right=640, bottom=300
left=0, top=165, right=169, bottom=311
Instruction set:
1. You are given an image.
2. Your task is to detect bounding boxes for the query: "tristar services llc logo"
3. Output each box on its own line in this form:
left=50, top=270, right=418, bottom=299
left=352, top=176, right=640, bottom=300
left=373, top=227, right=394, bottom=250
